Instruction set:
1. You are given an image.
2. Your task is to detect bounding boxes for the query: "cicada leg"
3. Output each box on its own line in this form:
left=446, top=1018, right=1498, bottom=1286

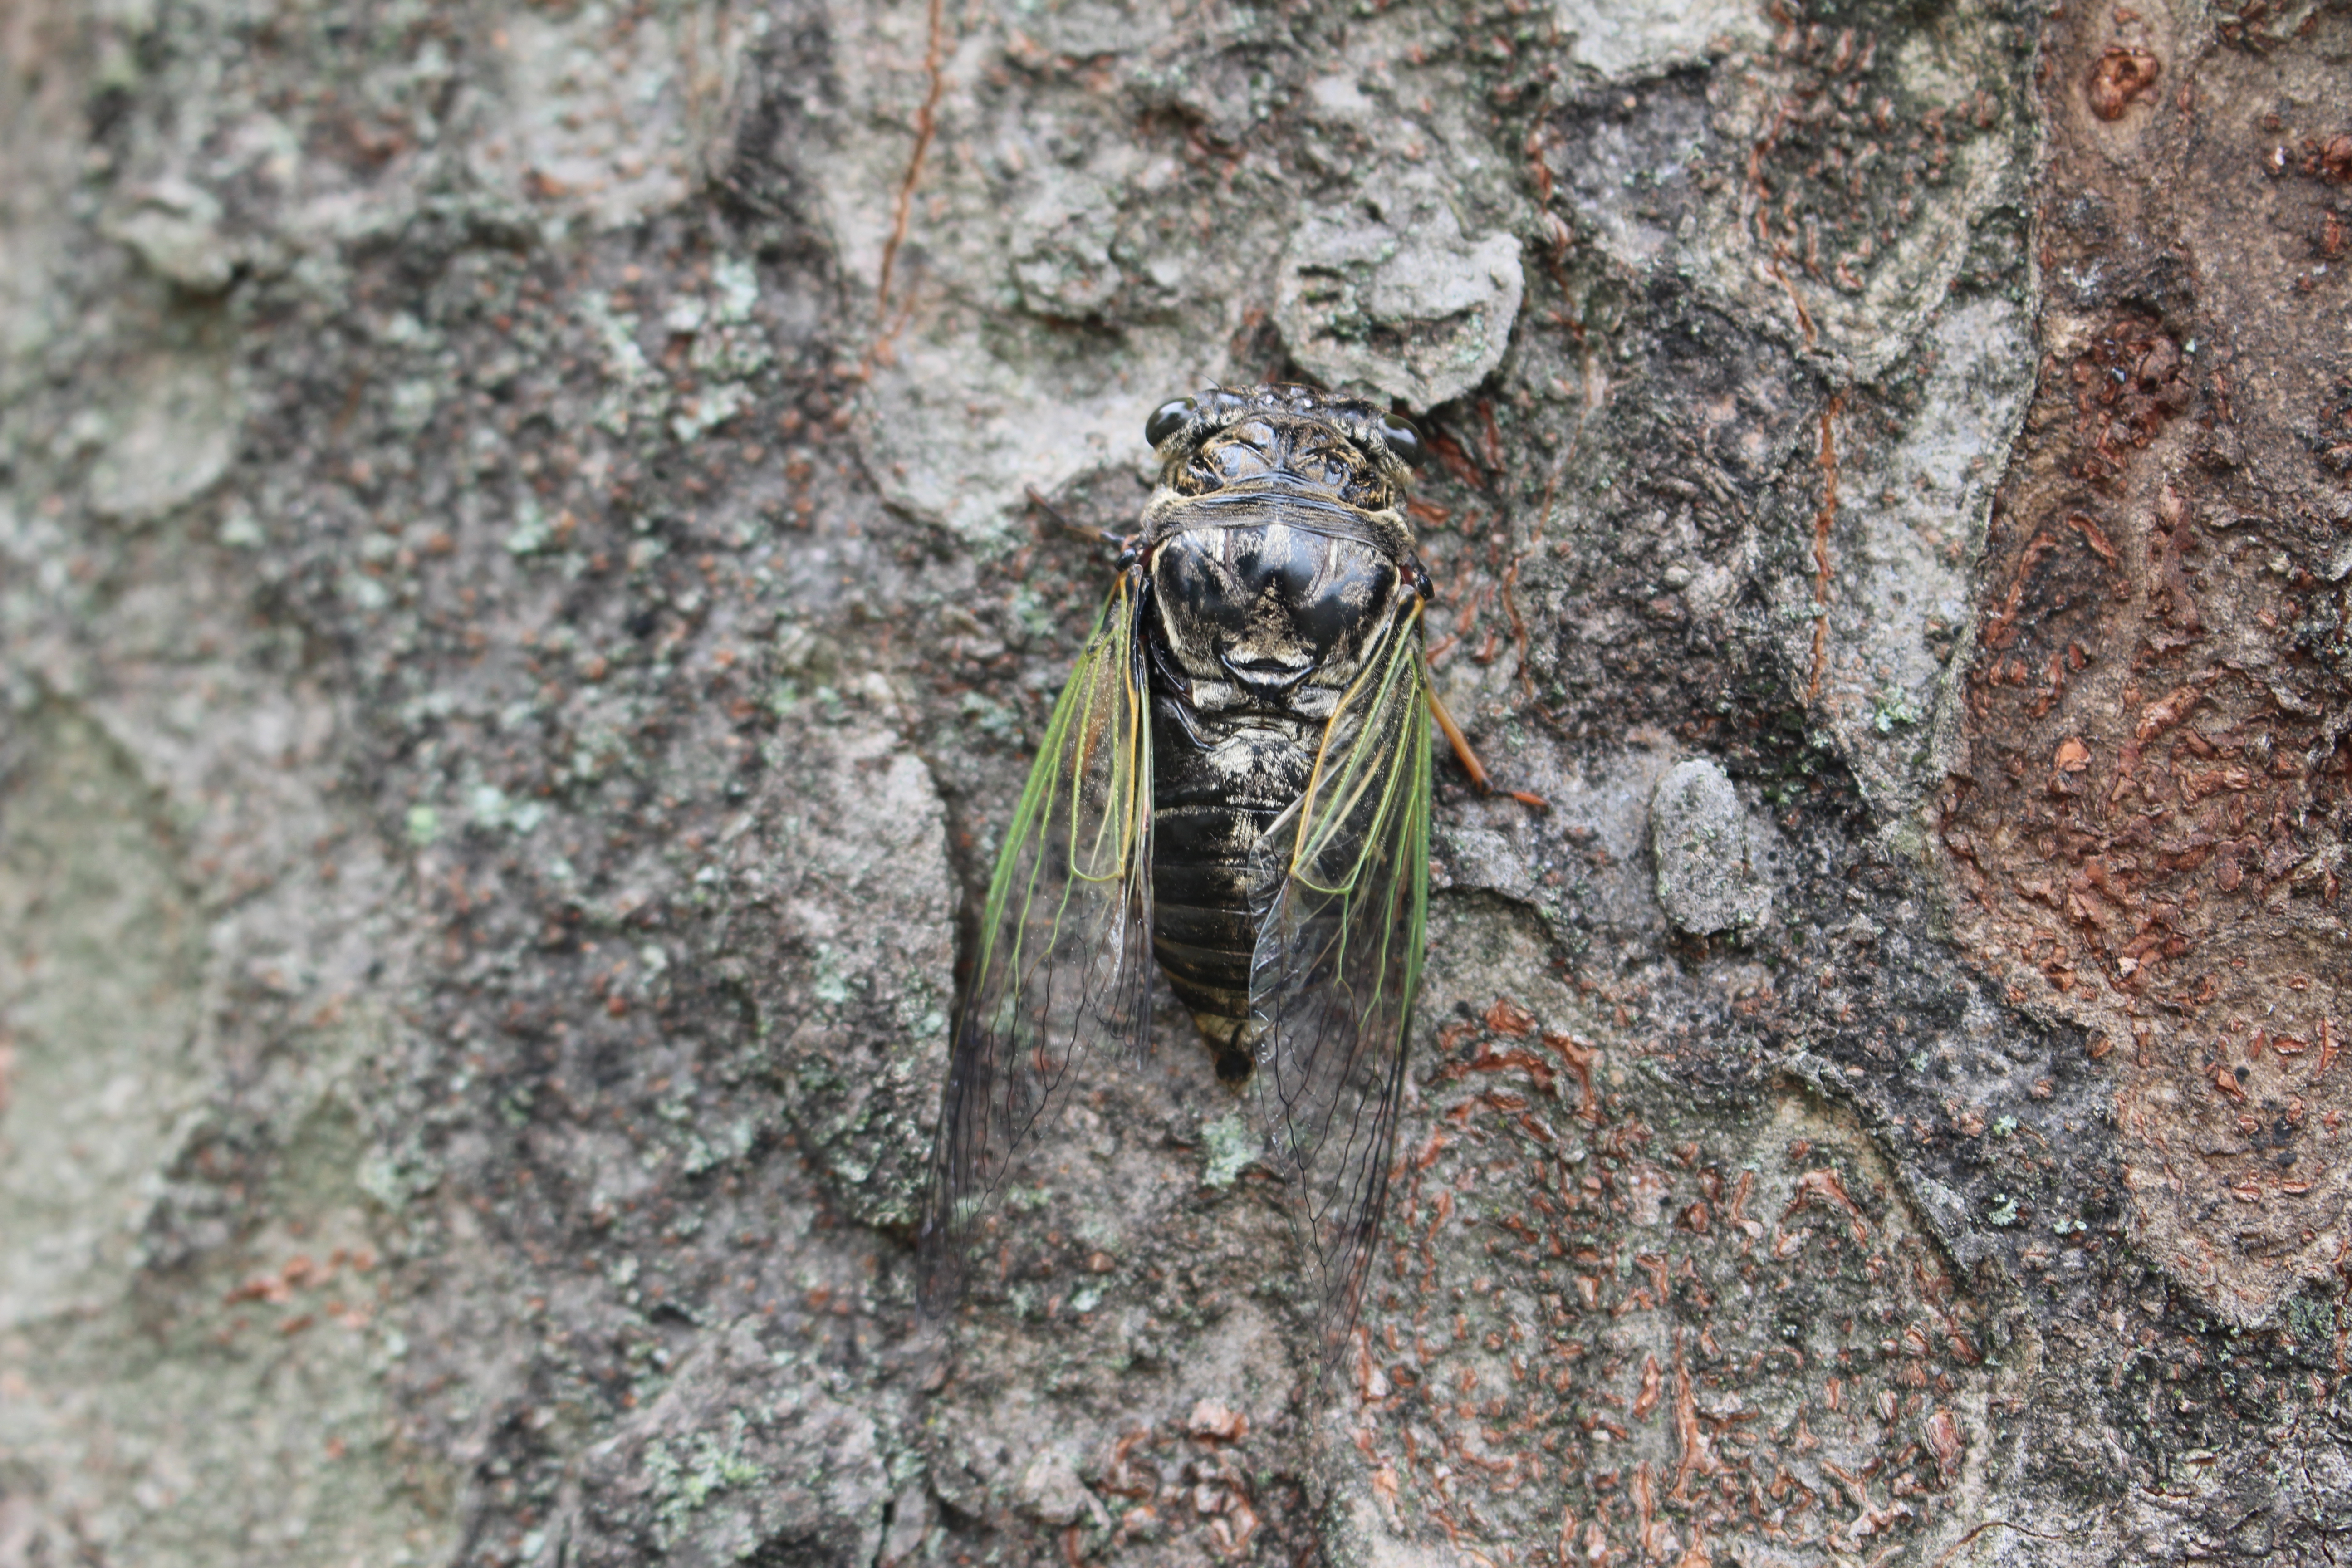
left=1425, top=683, right=1549, bottom=812
left=1024, top=486, right=1135, bottom=551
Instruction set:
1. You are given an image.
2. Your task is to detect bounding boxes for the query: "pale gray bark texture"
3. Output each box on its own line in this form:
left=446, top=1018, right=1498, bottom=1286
left=3, top=1, right=2350, bottom=1564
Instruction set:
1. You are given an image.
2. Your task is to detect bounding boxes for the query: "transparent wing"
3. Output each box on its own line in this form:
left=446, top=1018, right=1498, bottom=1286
left=916, top=573, right=1153, bottom=1312
left=1248, top=598, right=1432, bottom=1371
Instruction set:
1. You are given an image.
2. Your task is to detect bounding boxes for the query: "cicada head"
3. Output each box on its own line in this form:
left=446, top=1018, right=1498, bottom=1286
left=1142, top=385, right=1425, bottom=512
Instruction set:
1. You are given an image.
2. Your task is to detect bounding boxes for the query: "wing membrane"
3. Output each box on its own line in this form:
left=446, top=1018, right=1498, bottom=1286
left=917, top=574, right=1153, bottom=1312
left=1248, top=598, right=1432, bottom=1369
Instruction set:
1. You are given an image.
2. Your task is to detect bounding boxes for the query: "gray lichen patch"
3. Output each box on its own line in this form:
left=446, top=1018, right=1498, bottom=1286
left=85, top=345, right=241, bottom=524
left=1274, top=175, right=1525, bottom=409
left=102, top=177, right=237, bottom=293
left=0, top=707, right=206, bottom=1329
left=1548, top=0, right=1771, bottom=78
left=0, top=717, right=449, bottom=1568
left=564, top=1321, right=892, bottom=1568
left=799, top=0, right=1248, bottom=543
left=1013, top=1447, right=1099, bottom=1528
left=1650, top=757, right=1773, bottom=935
left=1681, top=5, right=2034, bottom=377
left=476, top=2, right=750, bottom=234
left=813, top=0, right=1547, bottom=543
left=730, top=715, right=955, bottom=1232
left=1788, top=295, right=2032, bottom=818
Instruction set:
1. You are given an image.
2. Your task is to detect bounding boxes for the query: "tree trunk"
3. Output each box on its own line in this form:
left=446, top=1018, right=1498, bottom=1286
left=3, top=0, right=2348, bottom=1564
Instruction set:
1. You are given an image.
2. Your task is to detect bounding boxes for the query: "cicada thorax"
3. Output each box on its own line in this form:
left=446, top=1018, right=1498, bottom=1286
left=1140, top=408, right=1423, bottom=1081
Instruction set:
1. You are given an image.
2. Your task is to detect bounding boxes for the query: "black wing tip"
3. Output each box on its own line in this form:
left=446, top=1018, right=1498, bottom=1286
left=1304, top=1271, right=1379, bottom=1392
left=915, top=1220, right=968, bottom=1318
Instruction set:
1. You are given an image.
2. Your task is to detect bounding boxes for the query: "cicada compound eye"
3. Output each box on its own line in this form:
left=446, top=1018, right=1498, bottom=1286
left=1146, top=397, right=1198, bottom=449
left=1377, top=412, right=1426, bottom=469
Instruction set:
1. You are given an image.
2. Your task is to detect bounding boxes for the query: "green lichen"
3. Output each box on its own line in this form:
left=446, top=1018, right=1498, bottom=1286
left=1870, top=686, right=1924, bottom=733
left=646, top=1413, right=770, bottom=1545
left=1201, top=1112, right=1256, bottom=1189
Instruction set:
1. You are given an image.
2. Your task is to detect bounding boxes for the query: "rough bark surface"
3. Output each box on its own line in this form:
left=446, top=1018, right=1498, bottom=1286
left=3, top=1, right=2348, bottom=1565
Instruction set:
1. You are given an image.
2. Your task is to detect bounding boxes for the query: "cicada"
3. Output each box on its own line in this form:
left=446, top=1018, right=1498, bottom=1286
left=919, top=385, right=1497, bottom=1365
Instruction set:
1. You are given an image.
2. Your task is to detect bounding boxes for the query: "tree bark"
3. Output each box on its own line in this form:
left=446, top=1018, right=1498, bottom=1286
left=2, top=0, right=2348, bottom=1564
